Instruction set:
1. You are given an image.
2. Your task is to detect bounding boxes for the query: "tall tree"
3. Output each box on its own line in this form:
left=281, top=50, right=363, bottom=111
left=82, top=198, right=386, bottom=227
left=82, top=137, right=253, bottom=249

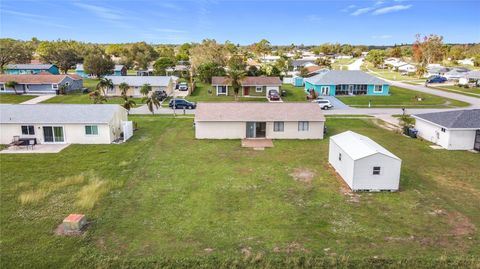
left=227, top=68, right=246, bottom=101
left=4, top=81, right=18, bottom=94
left=252, top=39, right=271, bottom=60
left=140, top=84, right=159, bottom=115
left=119, top=82, right=130, bottom=97
left=0, top=39, right=33, bottom=73
left=83, top=51, right=115, bottom=78
left=122, top=97, right=136, bottom=113
left=189, top=39, right=228, bottom=72
left=153, top=57, right=175, bottom=75
left=176, top=43, right=191, bottom=61
left=196, top=62, right=226, bottom=83
left=140, top=83, right=152, bottom=96
left=121, top=42, right=158, bottom=70
left=413, top=34, right=444, bottom=65
left=366, top=49, right=387, bottom=68
left=36, top=40, right=83, bottom=73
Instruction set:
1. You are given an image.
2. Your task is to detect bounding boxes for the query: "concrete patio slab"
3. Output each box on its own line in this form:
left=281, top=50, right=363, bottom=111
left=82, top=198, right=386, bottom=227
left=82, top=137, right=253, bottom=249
left=241, top=139, right=274, bottom=148
left=1, top=144, right=70, bottom=154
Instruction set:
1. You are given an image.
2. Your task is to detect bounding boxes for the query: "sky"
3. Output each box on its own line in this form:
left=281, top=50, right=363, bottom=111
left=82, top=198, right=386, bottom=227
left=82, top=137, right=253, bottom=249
left=1, top=0, right=479, bottom=45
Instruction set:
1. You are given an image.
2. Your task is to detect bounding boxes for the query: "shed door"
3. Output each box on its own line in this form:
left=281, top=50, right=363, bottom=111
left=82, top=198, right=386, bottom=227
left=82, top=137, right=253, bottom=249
left=474, top=130, right=480, bottom=151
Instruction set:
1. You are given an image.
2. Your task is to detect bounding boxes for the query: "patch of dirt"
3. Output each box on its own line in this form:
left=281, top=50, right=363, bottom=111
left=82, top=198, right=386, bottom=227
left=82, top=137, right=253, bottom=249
left=241, top=247, right=252, bottom=257
left=447, top=212, right=477, bottom=236
left=340, top=186, right=361, bottom=203
left=289, top=168, right=316, bottom=184
left=273, top=242, right=310, bottom=253
left=204, top=248, right=214, bottom=253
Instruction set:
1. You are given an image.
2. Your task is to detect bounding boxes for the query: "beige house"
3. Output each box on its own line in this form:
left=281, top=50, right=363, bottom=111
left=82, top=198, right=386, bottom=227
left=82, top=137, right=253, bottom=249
left=195, top=102, right=325, bottom=139
left=105, top=76, right=174, bottom=97
left=0, top=104, right=131, bottom=145
left=211, top=76, right=282, bottom=97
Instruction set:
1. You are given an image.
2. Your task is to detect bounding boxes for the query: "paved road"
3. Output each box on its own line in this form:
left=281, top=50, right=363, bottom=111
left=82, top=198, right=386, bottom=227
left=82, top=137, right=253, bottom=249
left=348, top=58, right=364, bottom=70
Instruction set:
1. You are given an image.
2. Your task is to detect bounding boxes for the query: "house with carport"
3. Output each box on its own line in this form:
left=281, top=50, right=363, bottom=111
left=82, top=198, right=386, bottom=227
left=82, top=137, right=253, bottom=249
left=412, top=109, right=480, bottom=151
left=105, top=76, right=175, bottom=97
left=304, top=70, right=390, bottom=96
left=0, top=104, right=132, bottom=145
left=195, top=102, right=325, bottom=139
left=211, top=76, right=282, bottom=97
left=329, top=131, right=402, bottom=192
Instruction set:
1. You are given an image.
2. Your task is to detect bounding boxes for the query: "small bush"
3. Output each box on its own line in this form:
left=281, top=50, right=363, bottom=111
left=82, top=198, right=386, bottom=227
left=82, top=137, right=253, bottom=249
left=76, top=177, right=110, bottom=209
left=19, top=189, right=50, bottom=205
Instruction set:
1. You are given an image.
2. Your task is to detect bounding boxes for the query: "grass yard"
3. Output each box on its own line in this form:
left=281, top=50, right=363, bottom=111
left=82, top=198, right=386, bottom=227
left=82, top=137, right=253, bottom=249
left=337, top=86, right=469, bottom=108
left=1, top=116, right=479, bottom=268
left=0, top=94, right=36, bottom=104
left=42, top=93, right=144, bottom=106
left=281, top=84, right=307, bottom=101
left=363, top=62, right=422, bottom=82
left=430, top=85, right=480, bottom=98
left=187, top=82, right=268, bottom=103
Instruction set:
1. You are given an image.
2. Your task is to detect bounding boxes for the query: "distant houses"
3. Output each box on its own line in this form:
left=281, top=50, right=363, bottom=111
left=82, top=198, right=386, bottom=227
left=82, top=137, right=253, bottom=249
left=413, top=109, right=480, bottom=151
left=0, top=74, right=83, bottom=94
left=105, top=76, right=174, bottom=97
left=195, top=103, right=325, bottom=139
left=4, top=64, right=60, bottom=75
left=75, top=64, right=127, bottom=78
left=211, top=76, right=282, bottom=97
left=0, top=104, right=131, bottom=145
left=304, top=70, right=390, bottom=96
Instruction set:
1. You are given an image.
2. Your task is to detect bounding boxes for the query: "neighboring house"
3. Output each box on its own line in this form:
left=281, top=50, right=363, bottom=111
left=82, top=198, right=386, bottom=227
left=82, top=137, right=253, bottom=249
left=0, top=104, right=132, bottom=144
left=412, top=109, right=480, bottom=151
left=398, top=63, right=417, bottom=74
left=75, top=64, right=127, bottom=78
left=136, top=69, right=154, bottom=76
left=443, top=68, right=470, bottom=81
left=105, top=76, right=174, bottom=97
left=459, top=70, right=480, bottom=86
left=425, top=66, right=449, bottom=77
left=260, top=55, right=280, bottom=63
left=304, top=70, right=390, bottom=96
left=0, top=74, right=83, bottom=94
left=195, top=103, right=325, bottom=139
left=211, top=76, right=282, bottom=97
left=329, top=131, right=402, bottom=192
left=291, top=59, right=316, bottom=71
left=458, top=58, right=474, bottom=66
left=4, top=64, right=60, bottom=75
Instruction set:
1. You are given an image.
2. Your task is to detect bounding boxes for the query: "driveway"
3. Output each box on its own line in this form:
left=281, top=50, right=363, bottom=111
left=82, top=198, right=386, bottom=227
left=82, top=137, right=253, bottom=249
left=348, top=58, right=364, bottom=70
left=320, top=96, right=350, bottom=109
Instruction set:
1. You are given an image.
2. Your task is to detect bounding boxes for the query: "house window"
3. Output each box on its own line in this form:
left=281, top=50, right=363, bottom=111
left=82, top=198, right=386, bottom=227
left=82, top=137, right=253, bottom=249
left=85, top=125, right=98, bottom=135
left=441, top=128, right=446, bottom=132
left=373, top=166, right=381, bottom=175
left=374, top=85, right=383, bottom=93
left=1, top=85, right=5, bottom=91
left=256, top=86, right=263, bottom=92
left=217, top=86, right=227, bottom=95
left=298, top=121, right=309, bottom=131
left=338, top=153, right=342, bottom=161
left=273, top=121, right=284, bottom=132
left=52, top=84, right=58, bottom=89
left=21, top=125, right=35, bottom=135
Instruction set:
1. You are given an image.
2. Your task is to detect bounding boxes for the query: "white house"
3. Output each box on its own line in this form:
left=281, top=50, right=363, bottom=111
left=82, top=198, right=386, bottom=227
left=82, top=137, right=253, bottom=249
left=195, top=103, right=325, bottom=139
left=0, top=104, right=132, bottom=145
left=211, top=76, right=282, bottom=97
left=105, top=76, right=175, bottom=97
left=398, top=63, right=417, bottom=74
left=412, top=109, right=480, bottom=151
left=329, top=131, right=402, bottom=192
left=458, top=58, right=474, bottom=66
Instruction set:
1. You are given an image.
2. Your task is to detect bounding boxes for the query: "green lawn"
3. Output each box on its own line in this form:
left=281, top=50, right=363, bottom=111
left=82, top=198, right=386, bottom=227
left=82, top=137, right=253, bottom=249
left=364, top=62, right=422, bottom=81
left=187, top=82, right=268, bottom=103
left=42, top=94, right=144, bottom=106
left=83, top=78, right=100, bottom=91
left=0, top=94, right=36, bottom=104
left=337, top=86, right=469, bottom=108
left=431, top=85, right=480, bottom=98
left=1, top=117, right=479, bottom=268
left=281, top=84, right=307, bottom=101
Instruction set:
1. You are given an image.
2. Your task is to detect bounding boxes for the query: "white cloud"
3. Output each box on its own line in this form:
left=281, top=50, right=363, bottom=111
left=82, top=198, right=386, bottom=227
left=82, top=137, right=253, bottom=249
left=372, top=4, right=412, bottom=15
left=341, top=4, right=356, bottom=12
left=2, top=9, right=75, bottom=29
left=351, top=7, right=373, bottom=16
left=74, top=3, right=122, bottom=20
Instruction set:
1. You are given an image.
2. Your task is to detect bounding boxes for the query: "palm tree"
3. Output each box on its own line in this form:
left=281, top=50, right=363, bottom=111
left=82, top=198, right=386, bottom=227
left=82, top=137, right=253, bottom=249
left=118, top=82, right=130, bottom=97
left=140, top=83, right=152, bottom=96
left=227, top=69, right=246, bottom=101
left=90, top=90, right=107, bottom=104
left=122, top=97, right=136, bottom=113
left=96, top=77, right=114, bottom=96
left=142, top=95, right=160, bottom=115
left=5, top=81, right=18, bottom=95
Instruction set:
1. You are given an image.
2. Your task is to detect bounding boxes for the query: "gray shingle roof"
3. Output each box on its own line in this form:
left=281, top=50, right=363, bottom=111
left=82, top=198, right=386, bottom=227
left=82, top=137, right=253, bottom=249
left=105, top=76, right=172, bottom=87
left=0, top=104, right=124, bottom=124
left=291, top=59, right=315, bottom=66
left=413, top=109, right=480, bottom=129
left=6, top=64, right=56, bottom=70
left=304, top=70, right=388, bottom=85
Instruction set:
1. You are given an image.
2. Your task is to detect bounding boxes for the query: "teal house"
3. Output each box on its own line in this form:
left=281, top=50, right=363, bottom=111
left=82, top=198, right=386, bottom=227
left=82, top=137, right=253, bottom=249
left=76, top=64, right=127, bottom=78
left=5, top=64, right=59, bottom=75
left=304, top=70, right=390, bottom=96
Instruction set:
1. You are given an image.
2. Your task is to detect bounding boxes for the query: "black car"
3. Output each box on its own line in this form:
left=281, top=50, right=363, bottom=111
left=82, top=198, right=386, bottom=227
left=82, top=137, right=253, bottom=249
left=154, top=90, right=168, bottom=101
left=169, top=99, right=196, bottom=109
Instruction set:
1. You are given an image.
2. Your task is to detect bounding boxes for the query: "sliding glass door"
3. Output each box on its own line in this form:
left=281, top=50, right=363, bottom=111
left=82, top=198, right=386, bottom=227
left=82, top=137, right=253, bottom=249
left=43, top=126, right=65, bottom=143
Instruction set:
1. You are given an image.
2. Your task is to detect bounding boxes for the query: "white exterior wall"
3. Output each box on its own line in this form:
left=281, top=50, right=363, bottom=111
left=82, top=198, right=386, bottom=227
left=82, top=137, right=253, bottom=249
left=353, top=154, right=401, bottom=191
left=195, top=121, right=324, bottom=139
left=328, top=139, right=355, bottom=188
left=415, top=118, right=476, bottom=150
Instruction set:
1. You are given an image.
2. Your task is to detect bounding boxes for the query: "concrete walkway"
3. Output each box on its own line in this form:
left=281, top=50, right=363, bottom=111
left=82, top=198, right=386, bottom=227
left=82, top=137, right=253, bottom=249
left=20, top=94, right=55, bottom=104
left=348, top=58, right=364, bottom=70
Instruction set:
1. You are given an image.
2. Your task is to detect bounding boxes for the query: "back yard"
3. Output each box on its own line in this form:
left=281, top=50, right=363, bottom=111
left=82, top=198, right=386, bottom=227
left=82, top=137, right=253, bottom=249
left=1, top=116, right=479, bottom=268
left=0, top=94, right=36, bottom=104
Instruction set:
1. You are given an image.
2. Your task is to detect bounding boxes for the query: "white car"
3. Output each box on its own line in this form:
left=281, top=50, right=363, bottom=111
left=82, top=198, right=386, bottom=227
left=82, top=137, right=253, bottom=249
left=313, top=99, right=333, bottom=109
left=178, top=82, right=188, bottom=91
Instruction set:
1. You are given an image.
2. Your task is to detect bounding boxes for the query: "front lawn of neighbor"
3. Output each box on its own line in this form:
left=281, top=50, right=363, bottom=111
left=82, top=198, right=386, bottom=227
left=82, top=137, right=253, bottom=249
left=187, top=82, right=268, bottom=103
left=1, top=116, right=479, bottom=268
left=337, top=86, right=469, bottom=108
left=281, top=84, right=307, bottom=101
left=363, top=62, right=422, bottom=82
left=0, top=94, right=36, bottom=104
left=41, top=94, right=144, bottom=106
left=431, top=85, right=480, bottom=98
